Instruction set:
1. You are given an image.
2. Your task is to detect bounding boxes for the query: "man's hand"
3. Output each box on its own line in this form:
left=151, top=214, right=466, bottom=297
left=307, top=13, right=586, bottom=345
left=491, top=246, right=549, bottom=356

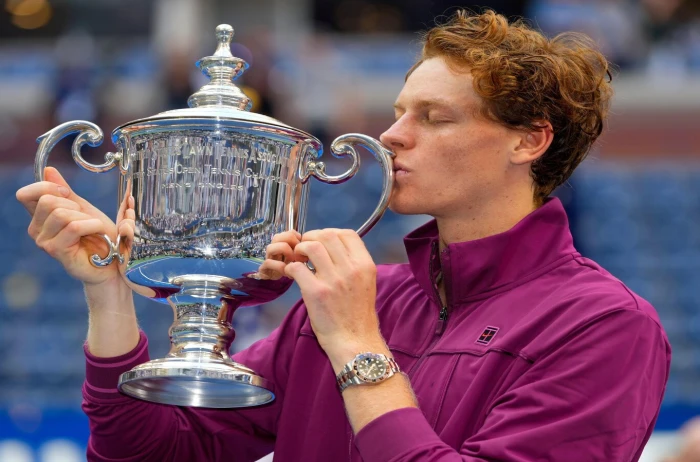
left=283, top=229, right=387, bottom=370
left=16, top=166, right=132, bottom=287
left=255, top=230, right=302, bottom=280
left=263, top=228, right=416, bottom=433
left=17, top=166, right=139, bottom=357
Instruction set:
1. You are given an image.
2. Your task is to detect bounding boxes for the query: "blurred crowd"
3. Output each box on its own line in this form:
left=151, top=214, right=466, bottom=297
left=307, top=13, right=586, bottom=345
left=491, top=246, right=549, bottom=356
left=530, top=0, right=700, bottom=73
left=1, top=0, right=700, bottom=165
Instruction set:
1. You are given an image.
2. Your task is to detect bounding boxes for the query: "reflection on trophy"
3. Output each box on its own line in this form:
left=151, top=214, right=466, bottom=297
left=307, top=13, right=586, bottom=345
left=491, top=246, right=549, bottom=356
left=34, top=24, right=394, bottom=408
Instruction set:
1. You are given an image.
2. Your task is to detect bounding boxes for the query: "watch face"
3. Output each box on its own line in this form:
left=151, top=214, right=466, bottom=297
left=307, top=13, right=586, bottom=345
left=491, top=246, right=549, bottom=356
left=355, top=353, right=388, bottom=382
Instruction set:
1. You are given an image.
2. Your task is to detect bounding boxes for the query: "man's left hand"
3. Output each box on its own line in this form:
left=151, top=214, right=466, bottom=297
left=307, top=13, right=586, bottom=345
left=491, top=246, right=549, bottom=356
left=283, top=228, right=387, bottom=370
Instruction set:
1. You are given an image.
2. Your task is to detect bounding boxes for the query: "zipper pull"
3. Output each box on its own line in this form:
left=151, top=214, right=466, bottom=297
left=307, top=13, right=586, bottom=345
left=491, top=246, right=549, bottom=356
left=435, top=306, right=448, bottom=335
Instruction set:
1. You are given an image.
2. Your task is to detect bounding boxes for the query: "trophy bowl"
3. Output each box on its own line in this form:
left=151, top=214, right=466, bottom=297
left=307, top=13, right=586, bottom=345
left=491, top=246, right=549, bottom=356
left=33, top=24, right=394, bottom=408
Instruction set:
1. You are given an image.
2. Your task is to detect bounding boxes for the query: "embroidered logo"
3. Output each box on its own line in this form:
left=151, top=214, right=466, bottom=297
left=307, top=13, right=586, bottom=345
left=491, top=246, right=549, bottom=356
left=476, top=326, right=499, bottom=345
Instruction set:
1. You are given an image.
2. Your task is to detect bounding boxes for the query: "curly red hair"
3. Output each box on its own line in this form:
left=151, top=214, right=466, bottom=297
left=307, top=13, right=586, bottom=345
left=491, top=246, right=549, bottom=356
left=411, top=10, right=613, bottom=205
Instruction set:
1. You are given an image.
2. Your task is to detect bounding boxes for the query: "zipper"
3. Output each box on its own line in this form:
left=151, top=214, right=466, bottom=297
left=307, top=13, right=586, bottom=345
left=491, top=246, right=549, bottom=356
left=440, top=245, right=453, bottom=332
left=432, top=240, right=450, bottom=335
left=436, top=305, right=449, bottom=335
left=407, top=241, right=450, bottom=376
left=348, top=242, right=447, bottom=461
left=348, top=242, right=452, bottom=461
left=433, top=267, right=448, bottom=335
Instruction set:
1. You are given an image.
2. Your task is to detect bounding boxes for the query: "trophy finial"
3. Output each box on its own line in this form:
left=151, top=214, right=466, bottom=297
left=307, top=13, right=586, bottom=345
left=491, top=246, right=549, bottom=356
left=214, top=25, right=234, bottom=58
left=187, top=24, right=251, bottom=111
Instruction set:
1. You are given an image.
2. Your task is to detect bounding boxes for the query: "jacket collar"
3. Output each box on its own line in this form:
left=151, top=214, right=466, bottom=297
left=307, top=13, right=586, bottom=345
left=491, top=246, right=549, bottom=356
left=403, top=197, right=577, bottom=305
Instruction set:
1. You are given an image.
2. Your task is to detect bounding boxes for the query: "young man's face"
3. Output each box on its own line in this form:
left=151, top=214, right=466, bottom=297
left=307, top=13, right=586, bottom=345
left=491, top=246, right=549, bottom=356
left=380, top=57, right=526, bottom=219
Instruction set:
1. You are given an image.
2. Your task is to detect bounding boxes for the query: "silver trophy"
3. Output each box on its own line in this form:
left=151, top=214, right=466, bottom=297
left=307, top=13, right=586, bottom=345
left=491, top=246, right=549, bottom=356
left=34, top=25, right=394, bottom=408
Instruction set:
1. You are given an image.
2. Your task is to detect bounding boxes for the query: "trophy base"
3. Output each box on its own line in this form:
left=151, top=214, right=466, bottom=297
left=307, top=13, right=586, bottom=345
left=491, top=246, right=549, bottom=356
left=117, top=357, right=275, bottom=408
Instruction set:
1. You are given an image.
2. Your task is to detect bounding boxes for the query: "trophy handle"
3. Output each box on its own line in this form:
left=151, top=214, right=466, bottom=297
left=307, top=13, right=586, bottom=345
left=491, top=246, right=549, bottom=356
left=304, top=133, right=394, bottom=237
left=34, top=120, right=124, bottom=267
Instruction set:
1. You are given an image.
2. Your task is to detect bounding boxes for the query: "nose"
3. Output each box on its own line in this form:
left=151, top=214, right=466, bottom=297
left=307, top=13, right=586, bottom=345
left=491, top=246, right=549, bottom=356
left=380, top=118, right=414, bottom=151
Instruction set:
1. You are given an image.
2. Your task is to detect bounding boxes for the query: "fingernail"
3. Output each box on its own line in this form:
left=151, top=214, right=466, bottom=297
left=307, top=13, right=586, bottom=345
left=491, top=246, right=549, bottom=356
left=58, top=186, right=70, bottom=197
left=128, top=196, right=135, bottom=208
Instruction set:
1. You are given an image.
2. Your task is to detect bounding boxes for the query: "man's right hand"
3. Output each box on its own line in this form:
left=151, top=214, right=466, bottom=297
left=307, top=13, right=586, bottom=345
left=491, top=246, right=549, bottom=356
left=17, top=166, right=139, bottom=357
left=16, top=166, right=130, bottom=287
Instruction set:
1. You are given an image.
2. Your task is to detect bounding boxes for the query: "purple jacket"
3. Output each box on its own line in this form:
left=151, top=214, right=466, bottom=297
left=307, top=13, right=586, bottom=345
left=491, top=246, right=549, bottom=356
left=83, top=198, right=671, bottom=461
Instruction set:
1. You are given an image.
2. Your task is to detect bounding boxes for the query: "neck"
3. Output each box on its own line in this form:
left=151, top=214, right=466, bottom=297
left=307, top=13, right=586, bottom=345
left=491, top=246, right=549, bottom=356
left=435, top=191, right=539, bottom=251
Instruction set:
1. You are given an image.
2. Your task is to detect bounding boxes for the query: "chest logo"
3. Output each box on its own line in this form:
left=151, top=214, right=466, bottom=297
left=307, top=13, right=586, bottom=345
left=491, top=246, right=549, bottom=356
left=476, top=326, right=500, bottom=345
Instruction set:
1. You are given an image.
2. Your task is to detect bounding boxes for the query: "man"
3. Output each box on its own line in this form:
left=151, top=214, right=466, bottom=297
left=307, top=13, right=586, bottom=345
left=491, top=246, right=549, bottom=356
left=17, top=10, right=670, bottom=462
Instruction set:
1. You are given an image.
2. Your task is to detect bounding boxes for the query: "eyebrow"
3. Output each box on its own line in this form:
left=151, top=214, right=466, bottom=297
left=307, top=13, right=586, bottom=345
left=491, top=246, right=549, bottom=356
left=393, top=98, right=457, bottom=111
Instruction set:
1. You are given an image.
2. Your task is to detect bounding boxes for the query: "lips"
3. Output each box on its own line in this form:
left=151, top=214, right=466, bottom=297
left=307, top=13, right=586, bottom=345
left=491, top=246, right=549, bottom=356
left=393, top=162, right=409, bottom=174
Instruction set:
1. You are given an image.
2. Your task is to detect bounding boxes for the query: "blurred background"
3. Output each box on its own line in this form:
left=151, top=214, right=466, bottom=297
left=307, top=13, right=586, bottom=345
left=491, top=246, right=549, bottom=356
left=1, top=0, right=699, bottom=460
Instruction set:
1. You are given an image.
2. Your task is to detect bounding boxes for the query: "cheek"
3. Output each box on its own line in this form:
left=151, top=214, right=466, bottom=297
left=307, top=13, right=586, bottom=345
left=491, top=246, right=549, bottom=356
left=435, top=134, right=480, bottom=176
left=437, top=134, right=507, bottom=191
left=453, top=126, right=509, bottom=169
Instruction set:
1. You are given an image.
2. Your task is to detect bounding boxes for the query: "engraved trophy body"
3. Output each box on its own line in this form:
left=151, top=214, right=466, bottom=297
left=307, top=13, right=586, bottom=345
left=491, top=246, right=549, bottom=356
left=34, top=25, right=394, bottom=408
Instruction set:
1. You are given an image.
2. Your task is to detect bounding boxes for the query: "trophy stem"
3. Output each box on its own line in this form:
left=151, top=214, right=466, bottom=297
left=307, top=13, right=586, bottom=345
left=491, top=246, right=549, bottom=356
left=167, top=290, right=239, bottom=363
left=117, top=276, right=274, bottom=408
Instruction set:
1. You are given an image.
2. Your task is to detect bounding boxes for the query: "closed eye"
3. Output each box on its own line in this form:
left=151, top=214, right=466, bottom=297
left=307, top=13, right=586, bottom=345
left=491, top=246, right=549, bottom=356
left=424, top=113, right=453, bottom=124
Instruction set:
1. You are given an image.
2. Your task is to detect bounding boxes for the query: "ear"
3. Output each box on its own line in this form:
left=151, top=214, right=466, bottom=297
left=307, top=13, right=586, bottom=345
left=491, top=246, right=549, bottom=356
left=510, top=122, right=554, bottom=165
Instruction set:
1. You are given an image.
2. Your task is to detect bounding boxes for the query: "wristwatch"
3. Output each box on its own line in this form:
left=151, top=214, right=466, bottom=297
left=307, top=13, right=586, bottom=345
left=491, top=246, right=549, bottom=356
left=336, top=352, right=401, bottom=392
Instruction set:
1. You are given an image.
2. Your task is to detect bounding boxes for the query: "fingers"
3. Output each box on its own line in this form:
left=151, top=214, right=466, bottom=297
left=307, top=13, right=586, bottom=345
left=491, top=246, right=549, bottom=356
left=52, top=218, right=106, bottom=249
left=16, top=166, right=95, bottom=219
left=299, top=229, right=370, bottom=267
left=265, top=230, right=302, bottom=262
left=271, top=230, right=301, bottom=245
left=117, top=192, right=135, bottom=246
left=20, top=167, right=98, bottom=218
left=251, top=230, right=302, bottom=280
left=255, top=259, right=288, bottom=280
left=334, top=229, right=371, bottom=263
left=28, top=195, right=81, bottom=239
left=302, top=229, right=349, bottom=264
left=265, top=242, right=296, bottom=263
left=37, top=215, right=105, bottom=258
left=124, top=196, right=136, bottom=222
left=16, top=181, right=71, bottom=216
left=284, top=261, right=318, bottom=287
left=43, top=166, right=82, bottom=204
left=117, top=192, right=130, bottom=222
left=37, top=208, right=102, bottom=245
left=294, top=240, right=334, bottom=274
left=118, top=217, right=135, bottom=243
left=288, top=228, right=374, bottom=283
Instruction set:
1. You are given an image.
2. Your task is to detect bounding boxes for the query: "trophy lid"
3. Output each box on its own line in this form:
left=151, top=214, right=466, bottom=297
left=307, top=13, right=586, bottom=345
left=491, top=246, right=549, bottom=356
left=187, top=24, right=252, bottom=110
left=113, top=24, right=320, bottom=148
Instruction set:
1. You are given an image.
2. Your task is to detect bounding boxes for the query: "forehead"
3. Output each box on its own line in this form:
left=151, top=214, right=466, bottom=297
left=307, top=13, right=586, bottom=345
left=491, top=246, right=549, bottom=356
left=396, top=58, right=477, bottom=109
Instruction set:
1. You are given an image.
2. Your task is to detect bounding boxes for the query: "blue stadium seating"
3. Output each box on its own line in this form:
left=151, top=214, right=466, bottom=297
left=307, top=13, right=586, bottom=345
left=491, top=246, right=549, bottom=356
left=570, top=164, right=700, bottom=407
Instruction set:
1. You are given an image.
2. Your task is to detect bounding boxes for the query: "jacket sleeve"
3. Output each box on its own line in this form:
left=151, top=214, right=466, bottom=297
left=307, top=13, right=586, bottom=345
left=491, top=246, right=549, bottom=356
left=353, top=309, right=671, bottom=462
left=82, top=300, right=307, bottom=462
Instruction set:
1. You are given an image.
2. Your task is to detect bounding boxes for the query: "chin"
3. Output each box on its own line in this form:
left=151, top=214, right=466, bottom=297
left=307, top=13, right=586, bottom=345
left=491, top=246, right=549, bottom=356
left=388, top=197, right=429, bottom=216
